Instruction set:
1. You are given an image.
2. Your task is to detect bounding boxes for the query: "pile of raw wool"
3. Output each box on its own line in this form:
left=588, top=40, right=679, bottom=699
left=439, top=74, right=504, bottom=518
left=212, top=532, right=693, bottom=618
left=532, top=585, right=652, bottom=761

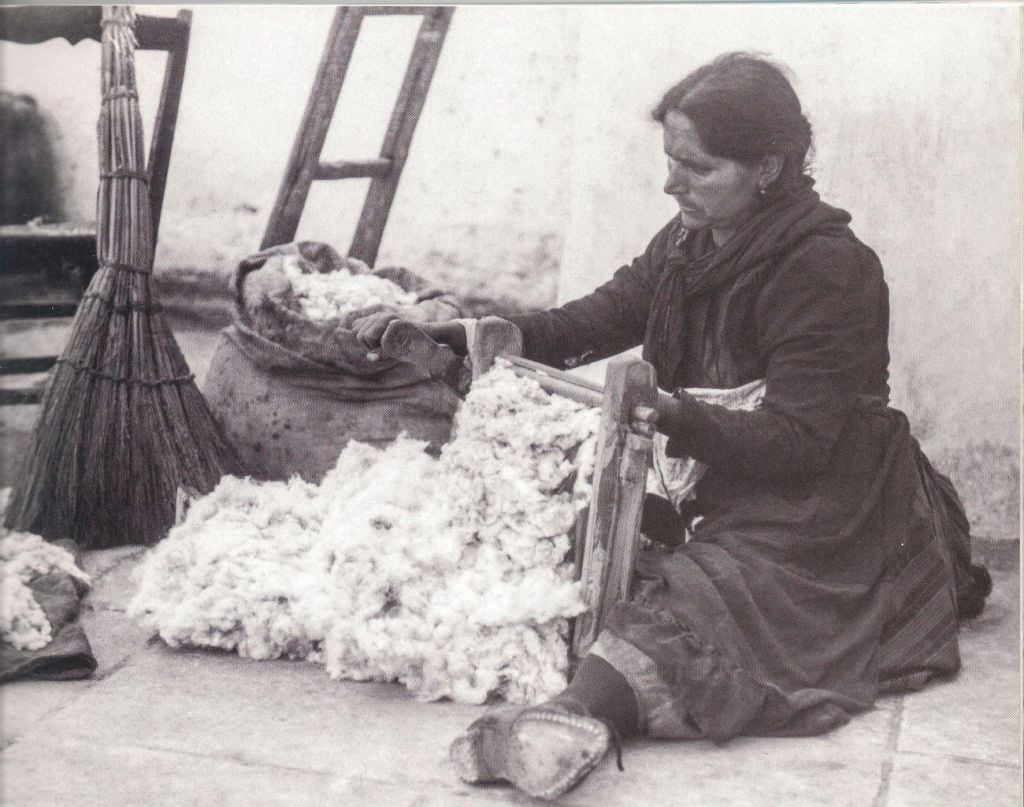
left=129, top=363, right=600, bottom=704
left=0, top=490, right=90, bottom=651
left=281, top=254, right=419, bottom=321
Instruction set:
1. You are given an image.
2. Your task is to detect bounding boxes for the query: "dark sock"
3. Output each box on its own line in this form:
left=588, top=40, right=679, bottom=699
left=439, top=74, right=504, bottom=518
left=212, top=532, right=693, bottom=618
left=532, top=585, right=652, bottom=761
left=549, top=654, right=640, bottom=739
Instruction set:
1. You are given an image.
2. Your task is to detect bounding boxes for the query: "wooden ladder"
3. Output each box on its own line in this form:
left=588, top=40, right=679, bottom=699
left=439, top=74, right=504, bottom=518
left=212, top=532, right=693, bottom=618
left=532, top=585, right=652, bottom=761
left=260, top=6, right=455, bottom=266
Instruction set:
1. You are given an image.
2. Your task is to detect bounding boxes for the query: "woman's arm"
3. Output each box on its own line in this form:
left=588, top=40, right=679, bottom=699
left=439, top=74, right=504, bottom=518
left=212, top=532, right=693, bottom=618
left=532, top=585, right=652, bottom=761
left=660, top=236, right=889, bottom=481
left=506, top=218, right=678, bottom=369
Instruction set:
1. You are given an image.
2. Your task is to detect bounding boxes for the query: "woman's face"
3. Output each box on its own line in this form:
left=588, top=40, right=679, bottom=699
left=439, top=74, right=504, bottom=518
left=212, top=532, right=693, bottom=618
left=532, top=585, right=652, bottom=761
left=662, top=110, right=764, bottom=243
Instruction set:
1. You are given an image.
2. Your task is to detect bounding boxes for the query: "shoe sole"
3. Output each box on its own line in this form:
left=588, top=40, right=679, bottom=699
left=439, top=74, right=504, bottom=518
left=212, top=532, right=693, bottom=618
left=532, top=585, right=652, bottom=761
left=450, top=710, right=610, bottom=801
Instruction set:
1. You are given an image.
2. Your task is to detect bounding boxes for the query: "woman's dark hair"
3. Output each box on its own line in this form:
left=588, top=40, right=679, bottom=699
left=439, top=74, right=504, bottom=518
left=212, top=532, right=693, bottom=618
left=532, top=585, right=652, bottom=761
left=652, top=52, right=813, bottom=195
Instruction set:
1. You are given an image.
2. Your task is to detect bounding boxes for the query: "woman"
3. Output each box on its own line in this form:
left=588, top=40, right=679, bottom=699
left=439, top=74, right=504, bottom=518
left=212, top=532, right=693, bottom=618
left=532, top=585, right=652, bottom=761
left=356, top=52, right=991, bottom=801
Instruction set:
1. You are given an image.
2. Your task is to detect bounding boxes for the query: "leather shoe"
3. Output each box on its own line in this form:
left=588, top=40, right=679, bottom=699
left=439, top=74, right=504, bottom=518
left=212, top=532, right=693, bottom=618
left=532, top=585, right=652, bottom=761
left=449, top=703, right=610, bottom=800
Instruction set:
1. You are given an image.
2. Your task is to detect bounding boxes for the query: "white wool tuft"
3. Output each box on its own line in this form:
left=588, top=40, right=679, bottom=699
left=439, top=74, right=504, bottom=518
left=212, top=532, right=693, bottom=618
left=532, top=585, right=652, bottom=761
left=281, top=256, right=419, bottom=321
left=130, top=475, right=325, bottom=660
left=0, top=489, right=91, bottom=651
left=129, top=363, right=600, bottom=704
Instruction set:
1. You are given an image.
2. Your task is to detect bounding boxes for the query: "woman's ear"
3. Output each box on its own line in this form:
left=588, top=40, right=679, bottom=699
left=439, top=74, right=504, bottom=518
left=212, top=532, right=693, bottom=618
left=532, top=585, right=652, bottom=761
left=760, top=154, right=784, bottom=187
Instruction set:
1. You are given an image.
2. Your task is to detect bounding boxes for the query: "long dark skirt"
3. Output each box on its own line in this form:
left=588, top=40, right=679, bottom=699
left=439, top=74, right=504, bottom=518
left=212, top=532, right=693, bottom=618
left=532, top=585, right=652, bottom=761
left=590, top=407, right=973, bottom=740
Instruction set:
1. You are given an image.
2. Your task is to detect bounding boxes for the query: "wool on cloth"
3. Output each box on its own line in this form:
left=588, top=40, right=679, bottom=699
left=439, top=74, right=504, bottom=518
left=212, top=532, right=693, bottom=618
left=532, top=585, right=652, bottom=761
left=0, top=490, right=91, bottom=651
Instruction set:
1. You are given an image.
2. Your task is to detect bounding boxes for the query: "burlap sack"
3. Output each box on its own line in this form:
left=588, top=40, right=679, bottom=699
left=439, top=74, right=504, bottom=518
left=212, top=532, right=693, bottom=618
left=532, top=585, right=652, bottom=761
left=203, top=242, right=462, bottom=482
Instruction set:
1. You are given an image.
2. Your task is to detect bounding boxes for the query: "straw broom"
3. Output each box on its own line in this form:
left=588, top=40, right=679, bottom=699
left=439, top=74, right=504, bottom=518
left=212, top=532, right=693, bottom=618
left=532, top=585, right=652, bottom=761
left=5, top=6, right=243, bottom=548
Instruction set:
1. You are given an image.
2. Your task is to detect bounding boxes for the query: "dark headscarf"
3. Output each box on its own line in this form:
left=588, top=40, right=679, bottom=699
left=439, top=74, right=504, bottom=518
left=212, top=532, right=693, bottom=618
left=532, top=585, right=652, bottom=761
left=643, top=182, right=855, bottom=386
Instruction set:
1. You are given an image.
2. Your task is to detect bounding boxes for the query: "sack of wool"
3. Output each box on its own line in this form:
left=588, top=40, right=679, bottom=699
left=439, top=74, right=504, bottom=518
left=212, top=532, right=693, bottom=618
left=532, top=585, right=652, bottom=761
left=131, top=363, right=599, bottom=704
left=202, top=241, right=464, bottom=483
left=232, top=241, right=461, bottom=366
left=0, top=489, right=90, bottom=651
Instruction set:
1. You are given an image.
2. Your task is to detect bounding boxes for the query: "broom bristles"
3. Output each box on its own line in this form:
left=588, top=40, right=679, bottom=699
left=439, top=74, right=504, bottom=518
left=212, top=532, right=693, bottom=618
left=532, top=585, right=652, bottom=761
left=5, top=5, right=243, bottom=548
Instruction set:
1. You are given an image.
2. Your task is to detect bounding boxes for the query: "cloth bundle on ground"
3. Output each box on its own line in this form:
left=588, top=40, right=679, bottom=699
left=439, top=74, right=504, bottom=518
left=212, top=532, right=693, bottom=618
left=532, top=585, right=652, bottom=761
left=202, top=241, right=464, bottom=482
left=0, top=491, right=95, bottom=682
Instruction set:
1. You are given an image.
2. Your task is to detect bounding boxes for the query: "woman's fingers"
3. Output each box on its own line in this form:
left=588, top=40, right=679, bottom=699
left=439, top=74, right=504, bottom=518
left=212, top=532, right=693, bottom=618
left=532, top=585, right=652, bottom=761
left=350, top=315, right=468, bottom=360
left=353, top=312, right=401, bottom=349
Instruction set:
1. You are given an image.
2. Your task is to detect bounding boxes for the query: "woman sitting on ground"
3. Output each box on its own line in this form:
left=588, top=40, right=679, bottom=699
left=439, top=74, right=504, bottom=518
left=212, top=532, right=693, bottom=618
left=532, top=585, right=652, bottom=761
left=355, top=52, right=991, bottom=801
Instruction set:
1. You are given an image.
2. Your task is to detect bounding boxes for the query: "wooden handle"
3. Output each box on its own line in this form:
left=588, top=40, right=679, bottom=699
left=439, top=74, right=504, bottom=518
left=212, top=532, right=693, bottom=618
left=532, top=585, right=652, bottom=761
left=470, top=316, right=524, bottom=378
left=506, top=355, right=662, bottom=428
left=506, top=355, right=602, bottom=393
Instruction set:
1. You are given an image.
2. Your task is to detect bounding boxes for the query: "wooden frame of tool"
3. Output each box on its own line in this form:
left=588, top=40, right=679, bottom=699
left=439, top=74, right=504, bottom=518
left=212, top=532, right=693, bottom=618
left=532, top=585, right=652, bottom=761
left=466, top=318, right=658, bottom=659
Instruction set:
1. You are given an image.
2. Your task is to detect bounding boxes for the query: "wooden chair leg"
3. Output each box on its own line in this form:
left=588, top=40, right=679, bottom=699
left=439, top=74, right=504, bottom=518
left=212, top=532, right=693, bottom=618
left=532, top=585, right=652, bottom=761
left=140, top=10, right=193, bottom=246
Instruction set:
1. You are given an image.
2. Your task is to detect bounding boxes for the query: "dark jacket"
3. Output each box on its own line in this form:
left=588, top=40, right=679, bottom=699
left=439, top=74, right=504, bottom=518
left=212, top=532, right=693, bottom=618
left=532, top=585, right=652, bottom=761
left=509, top=191, right=977, bottom=740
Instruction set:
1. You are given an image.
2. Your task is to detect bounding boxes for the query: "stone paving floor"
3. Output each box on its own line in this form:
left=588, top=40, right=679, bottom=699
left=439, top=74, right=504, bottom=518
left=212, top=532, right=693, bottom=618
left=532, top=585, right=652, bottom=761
left=1, top=547, right=1019, bottom=807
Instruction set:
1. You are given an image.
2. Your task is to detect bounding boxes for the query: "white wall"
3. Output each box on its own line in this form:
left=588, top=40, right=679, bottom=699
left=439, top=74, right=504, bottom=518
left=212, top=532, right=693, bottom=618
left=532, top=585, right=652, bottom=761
left=3, top=4, right=1019, bottom=535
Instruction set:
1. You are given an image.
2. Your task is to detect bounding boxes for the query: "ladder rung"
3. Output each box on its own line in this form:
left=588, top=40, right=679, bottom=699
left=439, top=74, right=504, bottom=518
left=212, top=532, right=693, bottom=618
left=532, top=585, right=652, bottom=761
left=315, top=159, right=393, bottom=180
left=361, top=6, right=435, bottom=16
left=0, top=388, right=44, bottom=406
left=0, top=303, right=79, bottom=320
left=0, top=356, right=58, bottom=375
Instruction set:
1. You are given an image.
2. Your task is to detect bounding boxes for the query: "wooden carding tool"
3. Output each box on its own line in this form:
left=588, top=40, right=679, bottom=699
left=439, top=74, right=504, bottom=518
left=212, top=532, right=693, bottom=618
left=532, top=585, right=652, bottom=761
left=469, top=316, right=525, bottom=378
left=571, top=356, right=657, bottom=657
left=495, top=347, right=659, bottom=658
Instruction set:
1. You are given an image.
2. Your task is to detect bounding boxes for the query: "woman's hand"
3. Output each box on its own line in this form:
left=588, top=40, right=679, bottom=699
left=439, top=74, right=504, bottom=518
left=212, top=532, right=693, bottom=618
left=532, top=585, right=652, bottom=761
left=350, top=312, right=470, bottom=372
left=351, top=309, right=469, bottom=353
left=351, top=310, right=402, bottom=350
